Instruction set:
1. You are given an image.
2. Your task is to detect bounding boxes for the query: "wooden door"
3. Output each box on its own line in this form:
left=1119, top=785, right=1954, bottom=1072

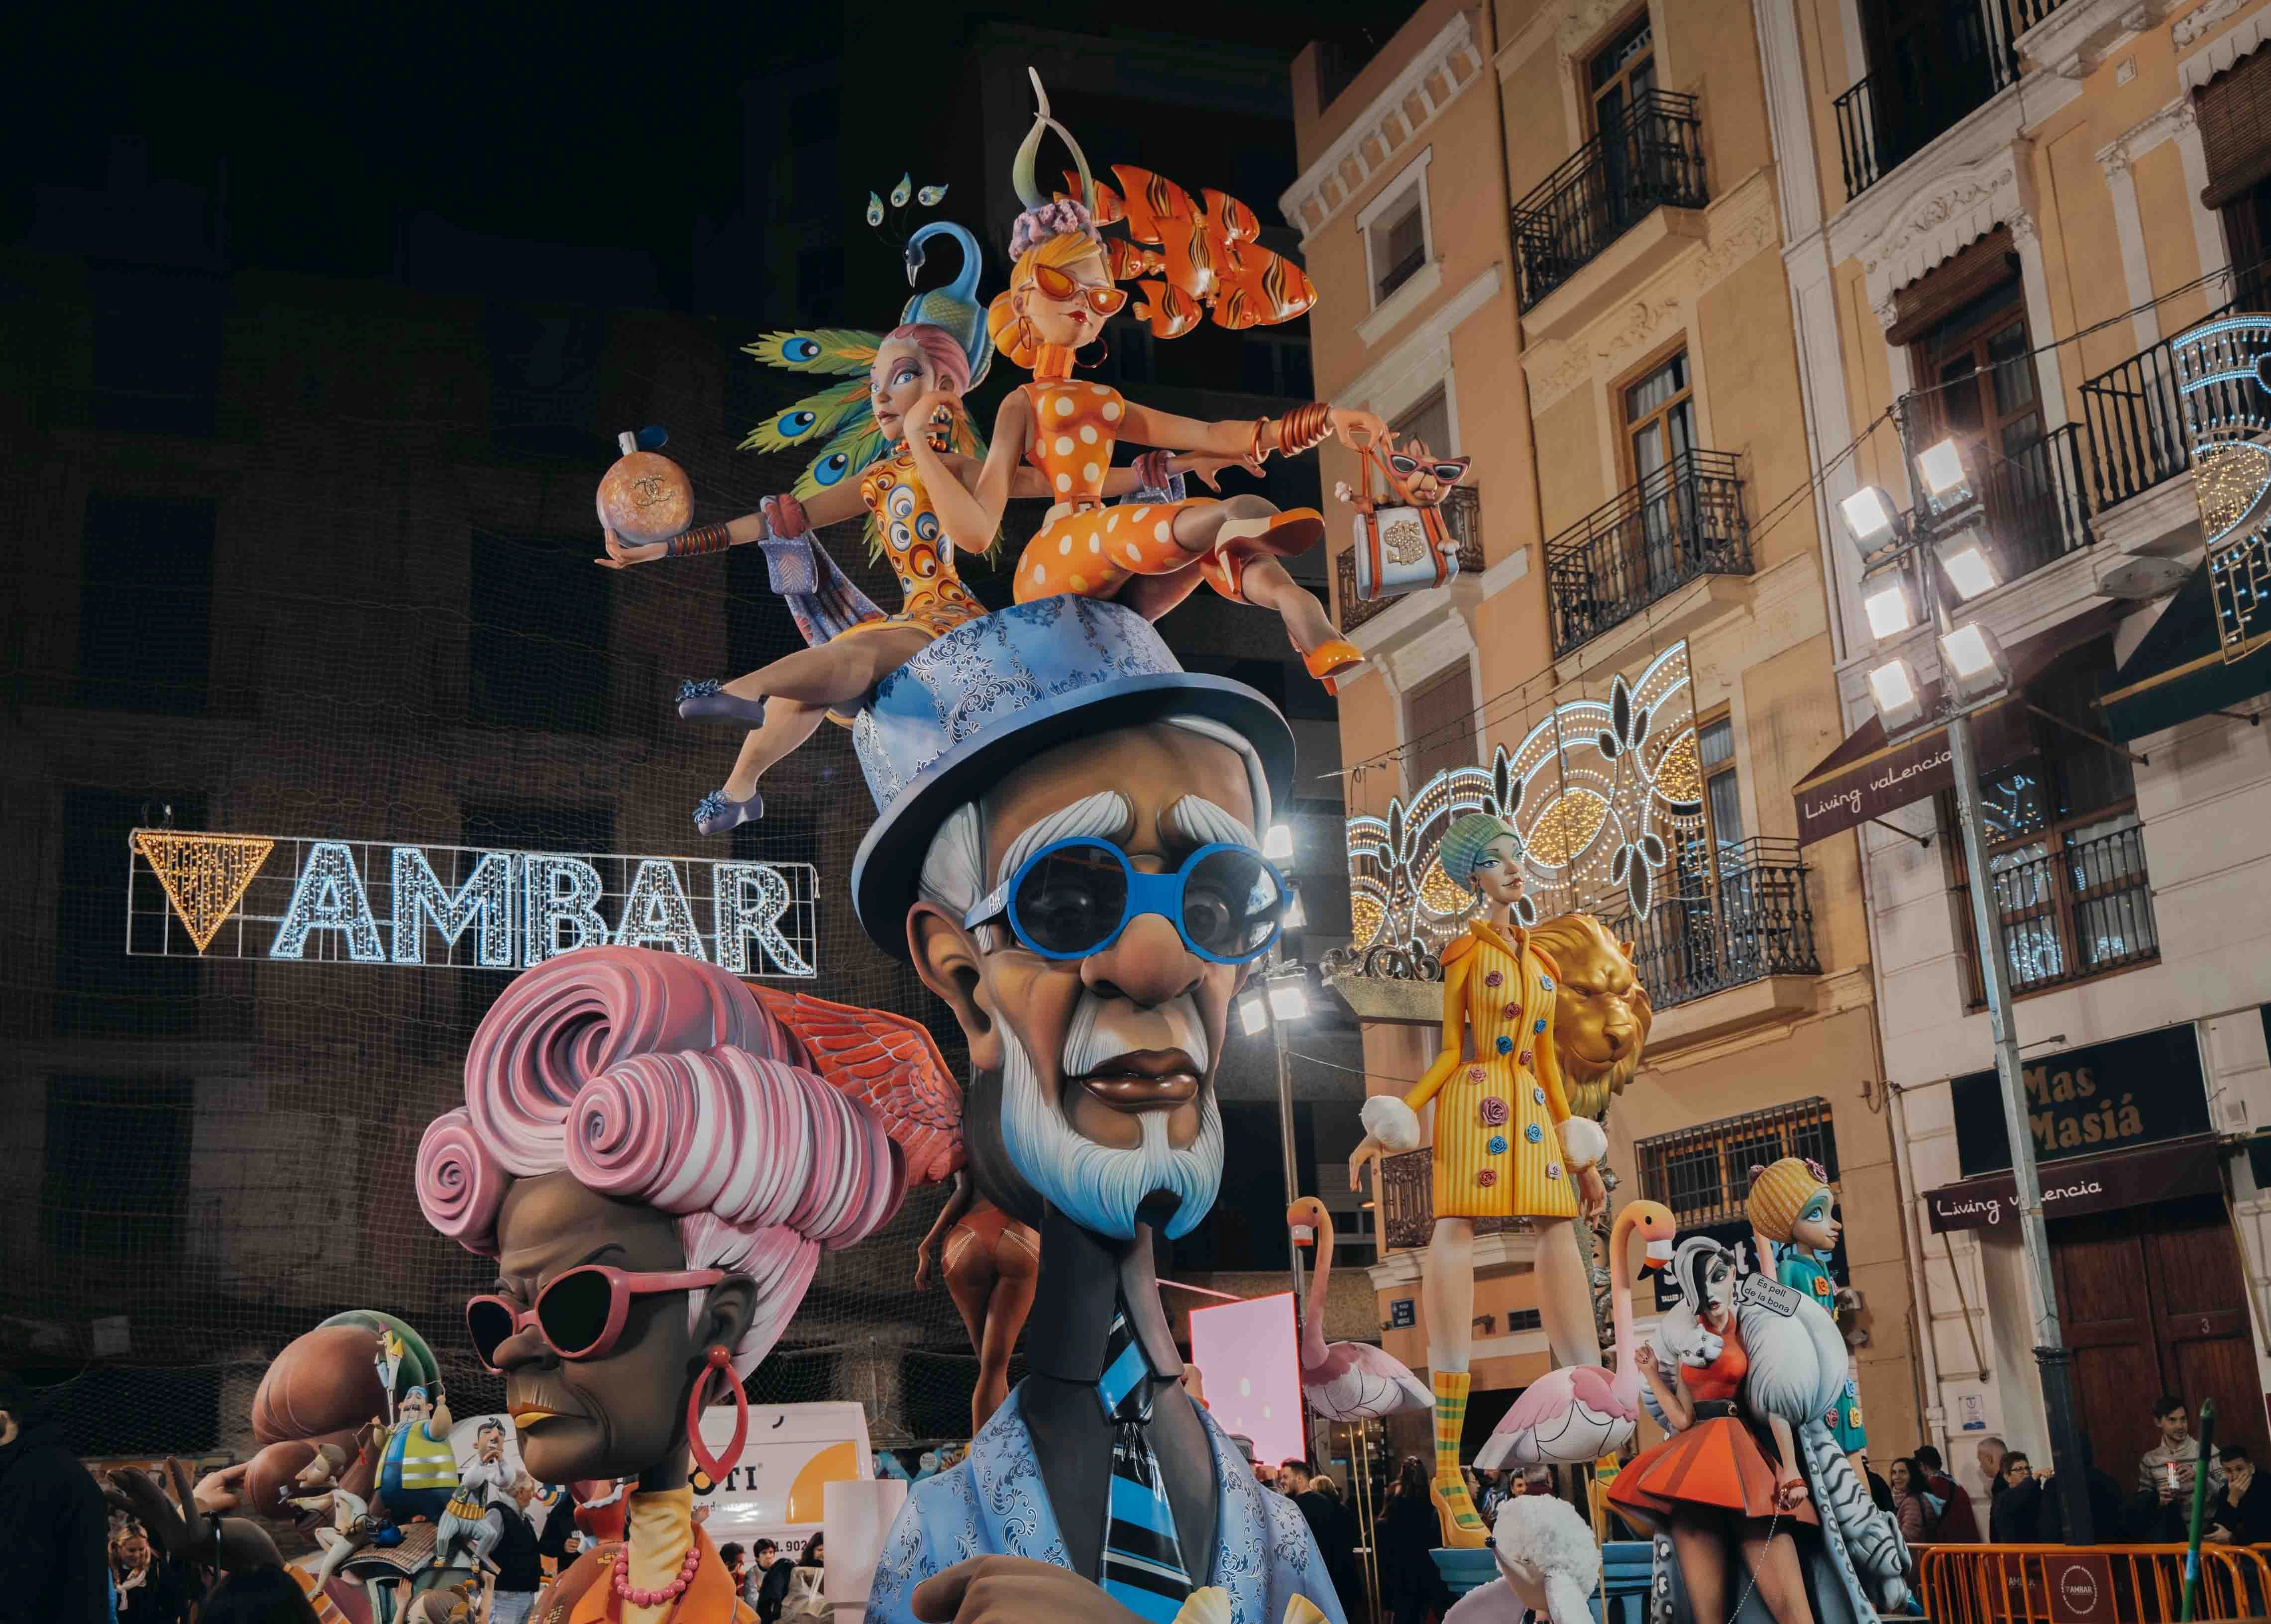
left=2049, top=1193, right=2265, bottom=1481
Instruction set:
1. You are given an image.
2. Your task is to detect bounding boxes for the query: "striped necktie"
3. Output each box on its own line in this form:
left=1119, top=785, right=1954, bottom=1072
left=1094, top=1304, right=1193, bottom=1622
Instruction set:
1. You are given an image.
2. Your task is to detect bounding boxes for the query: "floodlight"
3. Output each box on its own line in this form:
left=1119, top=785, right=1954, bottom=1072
left=1238, top=989, right=1269, bottom=1036
left=1839, top=485, right=1899, bottom=553
left=1862, top=570, right=1915, bottom=639
left=1866, top=657, right=1927, bottom=732
left=1268, top=980, right=1311, bottom=1021
left=1940, top=621, right=2011, bottom=701
left=1936, top=525, right=1997, bottom=602
left=1264, top=822, right=1295, bottom=861
left=1919, top=438, right=1974, bottom=512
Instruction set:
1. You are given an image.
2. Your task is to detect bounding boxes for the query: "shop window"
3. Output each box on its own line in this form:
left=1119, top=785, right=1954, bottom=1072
left=90, top=263, right=223, bottom=436
left=76, top=495, right=215, bottom=714
left=1403, top=659, right=1476, bottom=791
left=1393, top=387, right=1454, bottom=458
left=1371, top=201, right=1425, bottom=304
left=2198, top=48, right=2271, bottom=303
left=41, top=1075, right=193, bottom=1266
left=1939, top=638, right=2159, bottom=1003
left=1634, top=1098, right=1838, bottom=1228
left=468, top=529, right=611, bottom=733
left=1364, top=156, right=1434, bottom=309
left=1588, top=14, right=1657, bottom=136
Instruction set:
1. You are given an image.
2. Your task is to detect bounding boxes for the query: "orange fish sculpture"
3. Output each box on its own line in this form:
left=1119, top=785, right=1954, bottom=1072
left=1133, top=280, right=1202, bottom=339
left=1105, top=237, right=1162, bottom=281
left=1112, top=163, right=1200, bottom=246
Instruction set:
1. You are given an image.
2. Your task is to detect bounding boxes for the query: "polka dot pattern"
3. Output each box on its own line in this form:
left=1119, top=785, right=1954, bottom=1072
left=1010, top=380, right=1231, bottom=607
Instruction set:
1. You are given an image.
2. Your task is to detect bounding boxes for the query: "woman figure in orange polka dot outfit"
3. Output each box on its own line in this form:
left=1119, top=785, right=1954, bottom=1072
left=920, top=80, right=1381, bottom=692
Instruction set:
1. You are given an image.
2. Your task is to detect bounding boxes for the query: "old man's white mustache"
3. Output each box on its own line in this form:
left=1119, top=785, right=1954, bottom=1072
left=1062, top=989, right=1210, bottom=1079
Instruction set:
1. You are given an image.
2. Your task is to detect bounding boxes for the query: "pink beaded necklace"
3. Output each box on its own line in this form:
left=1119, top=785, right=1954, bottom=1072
left=610, top=1537, right=703, bottom=1614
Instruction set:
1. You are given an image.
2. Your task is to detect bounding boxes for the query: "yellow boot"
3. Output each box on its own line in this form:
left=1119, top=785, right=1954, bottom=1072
left=1429, top=1370, right=1488, bottom=1548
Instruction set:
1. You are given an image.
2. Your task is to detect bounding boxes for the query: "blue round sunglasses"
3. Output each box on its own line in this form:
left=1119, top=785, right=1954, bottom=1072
left=962, top=836, right=1289, bottom=964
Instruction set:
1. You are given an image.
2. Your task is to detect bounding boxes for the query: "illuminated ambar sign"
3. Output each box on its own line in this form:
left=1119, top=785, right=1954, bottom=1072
left=126, top=829, right=818, bottom=976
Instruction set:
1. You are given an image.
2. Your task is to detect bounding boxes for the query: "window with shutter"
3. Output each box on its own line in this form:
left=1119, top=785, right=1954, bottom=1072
left=1404, top=659, right=1476, bottom=790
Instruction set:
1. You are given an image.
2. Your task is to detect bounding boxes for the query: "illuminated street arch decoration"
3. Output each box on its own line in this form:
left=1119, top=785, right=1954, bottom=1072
left=2174, top=314, right=2271, bottom=661
left=1343, top=643, right=1701, bottom=967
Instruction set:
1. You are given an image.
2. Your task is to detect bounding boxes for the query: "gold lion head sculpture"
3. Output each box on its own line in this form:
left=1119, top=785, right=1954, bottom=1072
left=1527, top=912, right=1651, bottom=1122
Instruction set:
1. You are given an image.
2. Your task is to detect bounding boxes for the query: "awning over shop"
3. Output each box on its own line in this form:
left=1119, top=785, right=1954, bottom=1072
left=1922, top=1133, right=2223, bottom=1233
left=1792, top=607, right=2116, bottom=847
left=2098, top=559, right=2271, bottom=740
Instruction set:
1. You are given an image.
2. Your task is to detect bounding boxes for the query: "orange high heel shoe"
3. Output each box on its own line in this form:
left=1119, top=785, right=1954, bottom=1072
left=1303, top=637, right=1364, bottom=695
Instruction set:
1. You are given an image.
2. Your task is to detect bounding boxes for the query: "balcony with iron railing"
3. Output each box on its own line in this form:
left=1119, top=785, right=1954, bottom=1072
left=1510, top=90, right=1707, bottom=312
left=1976, top=420, right=2097, bottom=579
left=1608, top=838, right=1823, bottom=1007
left=1831, top=0, right=2070, bottom=202
left=2074, top=278, right=2271, bottom=512
left=1333, top=483, right=1483, bottom=635
left=1544, top=448, right=1749, bottom=657
left=1961, top=819, right=2159, bottom=1003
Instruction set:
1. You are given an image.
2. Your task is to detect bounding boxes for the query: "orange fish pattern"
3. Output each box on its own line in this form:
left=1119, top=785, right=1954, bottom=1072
left=1402, top=920, right=1579, bottom=1221
left=1009, top=380, right=1242, bottom=605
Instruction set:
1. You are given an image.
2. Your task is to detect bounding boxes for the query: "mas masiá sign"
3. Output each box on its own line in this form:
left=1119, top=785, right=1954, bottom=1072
left=126, top=828, right=817, bottom=977
left=1948, top=1023, right=2208, bottom=1180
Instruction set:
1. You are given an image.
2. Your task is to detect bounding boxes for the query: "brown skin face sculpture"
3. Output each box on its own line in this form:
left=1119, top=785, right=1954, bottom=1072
left=486, top=1173, right=758, bottom=1491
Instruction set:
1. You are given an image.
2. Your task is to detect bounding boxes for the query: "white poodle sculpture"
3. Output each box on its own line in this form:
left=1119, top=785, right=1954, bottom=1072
left=1443, top=1494, right=1601, bottom=1624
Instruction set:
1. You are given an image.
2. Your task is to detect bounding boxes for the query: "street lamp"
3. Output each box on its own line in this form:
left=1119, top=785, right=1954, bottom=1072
left=1840, top=422, right=2096, bottom=1542
left=1240, top=957, right=1315, bottom=1314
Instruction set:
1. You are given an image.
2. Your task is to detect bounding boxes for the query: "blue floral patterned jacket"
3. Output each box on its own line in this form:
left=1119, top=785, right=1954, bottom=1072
left=865, top=1388, right=1347, bottom=1624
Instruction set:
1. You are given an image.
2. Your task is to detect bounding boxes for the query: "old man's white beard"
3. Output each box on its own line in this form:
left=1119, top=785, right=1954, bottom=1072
left=997, top=992, right=1225, bottom=1242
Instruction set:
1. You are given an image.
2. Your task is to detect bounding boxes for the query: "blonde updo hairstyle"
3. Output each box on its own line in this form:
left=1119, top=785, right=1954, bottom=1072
left=989, top=69, right=1109, bottom=373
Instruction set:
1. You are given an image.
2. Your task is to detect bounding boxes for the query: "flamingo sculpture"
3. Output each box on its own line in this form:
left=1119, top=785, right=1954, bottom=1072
left=1474, top=1199, right=1678, bottom=1469
left=1287, top=1197, right=1432, bottom=1420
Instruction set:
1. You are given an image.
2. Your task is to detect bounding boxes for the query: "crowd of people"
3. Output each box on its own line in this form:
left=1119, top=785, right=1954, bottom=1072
left=1860, top=1393, right=2269, bottom=1550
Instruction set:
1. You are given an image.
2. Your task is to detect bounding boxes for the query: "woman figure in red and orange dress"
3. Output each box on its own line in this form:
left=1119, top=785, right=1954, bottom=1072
left=924, top=75, right=1381, bottom=693
left=1611, top=1236, right=1818, bottom=1624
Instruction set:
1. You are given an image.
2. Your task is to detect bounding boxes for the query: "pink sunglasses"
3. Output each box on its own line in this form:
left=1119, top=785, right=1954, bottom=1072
left=466, top=1264, right=724, bottom=1371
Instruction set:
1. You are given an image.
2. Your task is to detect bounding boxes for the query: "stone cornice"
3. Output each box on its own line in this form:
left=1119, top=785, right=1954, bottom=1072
left=1282, top=12, right=1482, bottom=243
left=2019, top=0, right=2181, bottom=80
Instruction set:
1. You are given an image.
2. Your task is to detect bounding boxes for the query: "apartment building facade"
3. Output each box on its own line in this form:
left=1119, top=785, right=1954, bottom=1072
left=1287, top=0, right=1922, bottom=1461
left=1761, top=0, right=2271, bottom=1487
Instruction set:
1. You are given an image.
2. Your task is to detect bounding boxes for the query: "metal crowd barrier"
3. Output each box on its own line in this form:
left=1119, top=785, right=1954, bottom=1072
left=1914, top=1541, right=2271, bottom=1622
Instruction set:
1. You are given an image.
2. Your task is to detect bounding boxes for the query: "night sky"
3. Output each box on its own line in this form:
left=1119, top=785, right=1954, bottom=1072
left=11, top=1, right=1408, bottom=303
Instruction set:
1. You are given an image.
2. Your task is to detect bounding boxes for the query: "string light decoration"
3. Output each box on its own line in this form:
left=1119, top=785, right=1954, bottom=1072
left=126, top=830, right=820, bottom=975
left=1335, top=644, right=1701, bottom=974
left=130, top=830, right=275, bottom=953
left=2174, top=313, right=2271, bottom=661
left=392, top=847, right=514, bottom=967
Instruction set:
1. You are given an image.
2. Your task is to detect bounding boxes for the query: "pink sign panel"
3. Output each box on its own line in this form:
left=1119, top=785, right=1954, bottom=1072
left=1189, top=1291, right=1305, bottom=1470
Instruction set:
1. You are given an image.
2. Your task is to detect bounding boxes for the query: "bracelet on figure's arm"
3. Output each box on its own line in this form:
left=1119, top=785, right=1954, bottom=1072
left=1274, top=402, right=1333, bottom=457
left=1248, top=416, right=1272, bottom=467
left=665, top=522, right=733, bottom=558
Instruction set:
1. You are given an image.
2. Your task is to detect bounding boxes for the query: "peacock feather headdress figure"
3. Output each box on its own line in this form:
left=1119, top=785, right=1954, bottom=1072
left=741, top=181, right=993, bottom=514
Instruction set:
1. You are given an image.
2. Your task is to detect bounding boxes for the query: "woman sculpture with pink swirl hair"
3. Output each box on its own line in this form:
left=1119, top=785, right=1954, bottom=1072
left=417, top=945, right=901, bottom=1624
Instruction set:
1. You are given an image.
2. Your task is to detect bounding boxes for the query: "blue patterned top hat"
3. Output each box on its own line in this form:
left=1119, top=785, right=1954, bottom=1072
left=849, top=598, right=1295, bottom=957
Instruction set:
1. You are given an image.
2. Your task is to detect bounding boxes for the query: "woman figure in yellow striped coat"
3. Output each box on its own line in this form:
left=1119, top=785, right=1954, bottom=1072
left=1350, top=814, right=1608, bottom=1547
